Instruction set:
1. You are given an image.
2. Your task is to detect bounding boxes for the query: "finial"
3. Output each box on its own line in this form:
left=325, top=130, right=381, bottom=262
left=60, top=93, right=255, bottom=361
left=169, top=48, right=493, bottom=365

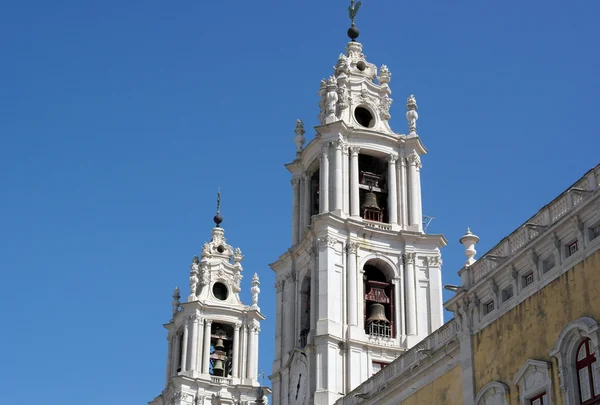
left=294, top=119, right=306, bottom=156
left=172, top=287, right=181, bottom=317
left=460, top=227, right=480, bottom=267
left=251, top=273, right=260, bottom=308
left=347, top=0, right=362, bottom=41
left=406, top=94, right=419, bottom=136
left=214, top=188, right=223, bottom=227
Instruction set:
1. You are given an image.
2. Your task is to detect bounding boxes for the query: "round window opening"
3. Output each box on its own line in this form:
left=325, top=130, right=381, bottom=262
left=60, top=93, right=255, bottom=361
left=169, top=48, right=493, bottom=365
left=356, top=61, right=367, bottom=71
left=354, top=106, right=375, bottom=128
left=213, top=282, right=229, bottom=300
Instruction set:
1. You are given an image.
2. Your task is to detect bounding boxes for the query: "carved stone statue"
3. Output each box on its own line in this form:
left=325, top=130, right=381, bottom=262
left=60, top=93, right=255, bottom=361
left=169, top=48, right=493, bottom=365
left=172, top=287, right=180, bottom=317
left=325, top=76, right=339, bottom=122
left=337, top=83, right=349, bottom=111
left=200, top=263, right=209, bottom=286
left=379, top=95, right=392, bottom=120
left=406, top=94, right=419, bottom=135
left=251, top=273, right=260, bottom=307
left=189, top=269, right=199, bottom=297
left=201, top=242, right=210, bottom=257
left=294, top=119, right=306, bottom=155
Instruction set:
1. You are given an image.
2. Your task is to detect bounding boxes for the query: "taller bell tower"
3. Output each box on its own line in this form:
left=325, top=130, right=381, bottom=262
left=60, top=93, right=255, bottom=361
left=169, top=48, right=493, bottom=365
left=269, top=8, right=447, bottom=405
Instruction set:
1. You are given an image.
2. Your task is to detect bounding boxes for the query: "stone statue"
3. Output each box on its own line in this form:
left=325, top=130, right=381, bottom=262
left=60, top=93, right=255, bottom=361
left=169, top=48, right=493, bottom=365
left=294, top=119, right=306, bottom=155
left=172, top=287, right=180, bottom=317
left=201, top=242, right=210, bottom=257
left=325, top=76, right=339, bottom=121
left=189, top=269, right=199, bottom=297
left=406, top=94, right=418, bottom=135
left=251, top=273, right=260, bottom=307
left=379, top=94, right=392, bottom=120
left=337, top=83, right=349, bottom=111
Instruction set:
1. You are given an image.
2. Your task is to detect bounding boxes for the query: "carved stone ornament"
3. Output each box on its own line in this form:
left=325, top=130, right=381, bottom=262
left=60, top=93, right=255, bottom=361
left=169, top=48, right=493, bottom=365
left=172, top=287, right=181, bottom=317
left=553, top=232, right=561, bottom=250
left=387, top=152, right=398, bottom=164
left=511, top=265, right=519, bottom=282
left=294, top=119, right=306, bottom=155
left=407, top=151, right=422, bottom=169
left=426, top=255, right=442, bottom=267
left=233, top=247, right=243, bottom=263
left=201, top=243, right=211, bottom=258
left=337, top=82, right=349, bottom=111
left=574, top=215, right=585, bottom=234
left=317, top=235, right=337, bottom=249
left=335, top=53, right=350, bottom=75
left=379, top=64, right=391, bottom=84
left=379, top=94, right=392, bottom=120
left=404, top=252, right=417, bottom=264
left=318, top=79, right=327, bottom=125
left=406, top=94, right=418, bottom=135
left=325, top=76, right=339, bottom=121
left=349, top=146, right=360, bottom=157
left=251, top=273, right=260, bottom=307
left=490, top=278, right=499, bottom=293
left=200, top=263, right=209, bottom=286
left=189, top=269, right=199, bottom=297
left=346, top=41, right=364, bottom=61
left=346, top=241, right=358, bottom=254
left=530, top=249, right=539, bottom=268
left=232, top=270, right=242, bottom=293
left=274, top=279, right=285, bottom=292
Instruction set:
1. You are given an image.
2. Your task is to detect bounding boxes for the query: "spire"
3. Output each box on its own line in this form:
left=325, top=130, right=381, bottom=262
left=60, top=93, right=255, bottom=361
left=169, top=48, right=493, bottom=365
left=214, top=188, right=223, bottom=227
left=347, top=0, right=362, bottom=41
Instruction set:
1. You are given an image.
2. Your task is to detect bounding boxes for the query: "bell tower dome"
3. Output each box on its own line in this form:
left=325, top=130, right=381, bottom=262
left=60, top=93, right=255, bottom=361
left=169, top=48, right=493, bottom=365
left=149, top=196, right=271, bottom=405
left=270, top=6, right=447, bottom=405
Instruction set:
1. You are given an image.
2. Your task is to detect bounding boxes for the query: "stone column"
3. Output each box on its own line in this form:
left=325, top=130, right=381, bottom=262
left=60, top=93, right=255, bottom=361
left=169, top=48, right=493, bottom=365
left=407, top=151, right=422, bottom=230
left=346, top=242, right=358, bottom=326
left=320, top=143, right=330, bottom=213
left=166, top=333, right=174, bottom=382
left=232, top=322, right=241, bottom=378
left=333, top=139, right=343, bottom=212
left=292, top=178, right=300, bottom=245
left=393, top=278, right=402, bottom=339
left=350, top=146, right=360, bottom=217
left=303, top=173, right=311, bottom=230
left=387, top=153, right=398, bottom=225
left=399, top=155, right=408, bottom=228
left=246, top=325, right=255, bottom=379
left=202, top=319, right=213, bottom=374
left=240, top=323, right=248, bottom=378
left=404, top=253, right=417, bottom=335
left=181, top=318, right=189, bottom=372
left=189, top=315, right=199, bottom=371
left=309, top=252, right=317, bottom=344
left=196, top=317, right=204, bottom=372
left=342, top=144, right=350, bottom=215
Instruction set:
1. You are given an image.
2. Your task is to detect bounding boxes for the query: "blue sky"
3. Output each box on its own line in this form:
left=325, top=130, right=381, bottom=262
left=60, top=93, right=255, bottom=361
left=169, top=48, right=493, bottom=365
left=1, top=0, right=599, bottom=404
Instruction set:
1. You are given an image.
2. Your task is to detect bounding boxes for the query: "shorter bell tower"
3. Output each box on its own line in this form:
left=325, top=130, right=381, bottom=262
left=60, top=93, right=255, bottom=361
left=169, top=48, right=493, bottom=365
left=149, top=196, right=271, bottom=405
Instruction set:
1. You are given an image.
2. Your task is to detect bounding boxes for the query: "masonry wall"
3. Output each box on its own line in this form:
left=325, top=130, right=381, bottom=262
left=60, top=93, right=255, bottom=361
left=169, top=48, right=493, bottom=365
left=396, top=364, right=462, bottom=405
left=472, top=249, right=600, bottom=404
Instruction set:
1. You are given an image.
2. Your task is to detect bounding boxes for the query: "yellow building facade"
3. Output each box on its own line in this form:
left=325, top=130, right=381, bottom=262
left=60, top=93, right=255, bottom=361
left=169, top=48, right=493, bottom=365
left=338, top=165, right=600, bottom=405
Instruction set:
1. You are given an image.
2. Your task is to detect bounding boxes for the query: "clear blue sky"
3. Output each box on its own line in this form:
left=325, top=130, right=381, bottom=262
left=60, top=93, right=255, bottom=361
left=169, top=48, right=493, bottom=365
left=1, top=1, right=598, bottom=403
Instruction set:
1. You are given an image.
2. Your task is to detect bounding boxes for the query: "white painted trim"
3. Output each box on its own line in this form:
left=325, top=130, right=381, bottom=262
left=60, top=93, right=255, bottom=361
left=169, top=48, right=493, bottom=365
left=513, top=359, right=553, bottom=405
left=474, top=381, right=509, bottom=405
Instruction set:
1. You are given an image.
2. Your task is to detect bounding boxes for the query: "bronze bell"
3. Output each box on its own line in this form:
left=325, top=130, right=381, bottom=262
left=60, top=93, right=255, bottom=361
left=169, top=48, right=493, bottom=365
left=366, top=303, right=389, bottom=324
left=212, top=359, right=225, bottom=376
left=215, top=338, right=225, bottom=351
left=362, top=191, right=380, bottom=210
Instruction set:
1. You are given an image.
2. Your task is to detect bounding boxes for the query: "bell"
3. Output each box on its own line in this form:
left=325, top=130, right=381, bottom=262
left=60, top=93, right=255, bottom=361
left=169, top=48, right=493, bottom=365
left=215, top=338, right=225, bottom=351
left=366, top=303, right=389, bottom=324
left=212, top=359, right=225, bottom=376
left=362, top=192, right=380, bottom=210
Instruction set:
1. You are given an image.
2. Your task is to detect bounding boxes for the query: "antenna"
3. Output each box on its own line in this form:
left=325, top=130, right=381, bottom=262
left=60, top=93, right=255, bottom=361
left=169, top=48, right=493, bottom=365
left=422, top=215, right=435, bottom=233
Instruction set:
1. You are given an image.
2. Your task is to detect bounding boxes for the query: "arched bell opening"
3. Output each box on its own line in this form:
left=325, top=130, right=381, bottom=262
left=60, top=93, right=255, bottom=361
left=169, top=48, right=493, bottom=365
left=358, top=154, right=389, bottom=223
left=310, top=169, right=320, bottom=218
left=209, top=322, right=234, bottom=377
left=299, top=276, right=311, bottom=348
left=363, top=263, right=395, bottom=338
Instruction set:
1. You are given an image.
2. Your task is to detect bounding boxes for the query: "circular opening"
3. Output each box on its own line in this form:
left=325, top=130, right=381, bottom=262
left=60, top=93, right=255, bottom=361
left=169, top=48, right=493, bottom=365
left=354, top=106, right=375, bottom=128
left=356, top=61, right=367, bottom=71
left=212, top=282, right=228, bottom=300
left=217, top=245, right=225, bottom=253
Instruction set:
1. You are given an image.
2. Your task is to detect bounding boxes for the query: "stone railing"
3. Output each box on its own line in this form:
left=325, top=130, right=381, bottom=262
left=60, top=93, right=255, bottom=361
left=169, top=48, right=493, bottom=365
left=339, top=319, right=460, bottom=405
left=210, top=376, right=232, bottom=385
left=466, top=173, right=597, bottom=287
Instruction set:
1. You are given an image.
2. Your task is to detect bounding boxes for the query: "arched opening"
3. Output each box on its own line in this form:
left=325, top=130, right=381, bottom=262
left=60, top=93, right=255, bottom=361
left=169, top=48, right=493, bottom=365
left=576, top=339, right=600, bottom=404
left=363, top=262, right=395, bottom=338
left=209, top=322, right=234, bottom=377
left=299, top=276, right=311, bottom=348
left=358, top=153, right=389, bottom=223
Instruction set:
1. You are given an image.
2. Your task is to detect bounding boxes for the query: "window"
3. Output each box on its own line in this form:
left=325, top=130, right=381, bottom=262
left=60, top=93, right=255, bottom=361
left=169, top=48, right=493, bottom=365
left=523, top=272, right=534, bottom=288
left=475, top=382, right=510, bottom=405
left=549, top=317, right=600, bottom=405
left=502, top=286, right=514, bottom=302
left=530, top=392, right=548, bottom=405
left=513, top=359, right=553, bottom=405
left=567, top=241, right=579, bottom=257
left=484, top=300, right=495, bottom=315
left=576, top=339, right=600, bottom=404
left=589, top=224, right=600, bottom=241
left=542, top=256, right=555, bottom=273
left=372, top=361, right=388, bottom=375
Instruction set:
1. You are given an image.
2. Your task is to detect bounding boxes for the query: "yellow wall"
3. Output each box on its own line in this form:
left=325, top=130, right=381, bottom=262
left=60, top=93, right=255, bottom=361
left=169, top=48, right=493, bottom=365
left=473, top=249, right=600, bottom=404
left=398, top=365, right=463, bottom=405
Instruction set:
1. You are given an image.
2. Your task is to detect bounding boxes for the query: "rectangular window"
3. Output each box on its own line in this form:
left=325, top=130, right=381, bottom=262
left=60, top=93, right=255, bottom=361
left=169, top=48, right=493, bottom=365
left=483, top=300, right=494, bottom=315
left=502, top=286, right=514, bottom=302
left=589, top=224, right=600, bottom=241
left=566, top=240, right=579, bottom=257
left=372, top=361, right=388, bottom=375
left=523, top=272, right=534, bottom=288
left=530, top=392, right=546, bottom=405
left=542, top=256, right=555, bottom=273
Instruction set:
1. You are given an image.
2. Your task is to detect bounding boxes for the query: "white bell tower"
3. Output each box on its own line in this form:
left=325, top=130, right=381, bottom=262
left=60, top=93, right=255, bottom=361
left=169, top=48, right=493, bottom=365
left=149, top=198, right=271, bottom=405
left=269, top=10, right=447, bottom=405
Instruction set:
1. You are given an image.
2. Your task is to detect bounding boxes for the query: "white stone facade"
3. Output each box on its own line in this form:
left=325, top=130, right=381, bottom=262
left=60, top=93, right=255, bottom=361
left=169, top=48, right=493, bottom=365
left=269, top=41, right=446, bottom=405
left=149, top=226, right=270, bottom=405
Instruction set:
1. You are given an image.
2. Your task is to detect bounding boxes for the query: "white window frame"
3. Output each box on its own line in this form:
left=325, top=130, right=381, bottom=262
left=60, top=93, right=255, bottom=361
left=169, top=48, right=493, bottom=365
left=549, top=317, right=600, bottom=405
left=513, top=359, right=553, bottom=405
left=475, top=381, right=510, bottom=405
